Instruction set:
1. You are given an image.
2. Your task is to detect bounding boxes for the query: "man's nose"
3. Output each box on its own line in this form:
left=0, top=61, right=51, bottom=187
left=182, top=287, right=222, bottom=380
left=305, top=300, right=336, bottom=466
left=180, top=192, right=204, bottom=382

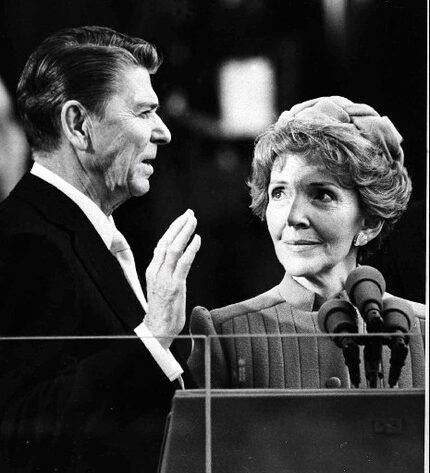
left=151, top=115, right=171, bottom=145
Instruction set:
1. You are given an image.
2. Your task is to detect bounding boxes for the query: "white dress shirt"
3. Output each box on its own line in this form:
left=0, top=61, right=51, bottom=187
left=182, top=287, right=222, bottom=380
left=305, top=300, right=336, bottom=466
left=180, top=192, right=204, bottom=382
left=31, top=162, right=184, bottom=383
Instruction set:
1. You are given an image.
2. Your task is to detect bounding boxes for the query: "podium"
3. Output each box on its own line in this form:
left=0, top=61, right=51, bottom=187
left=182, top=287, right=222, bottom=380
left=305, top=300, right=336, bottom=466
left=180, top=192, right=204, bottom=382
left=159, top=388, right=424, bottom=473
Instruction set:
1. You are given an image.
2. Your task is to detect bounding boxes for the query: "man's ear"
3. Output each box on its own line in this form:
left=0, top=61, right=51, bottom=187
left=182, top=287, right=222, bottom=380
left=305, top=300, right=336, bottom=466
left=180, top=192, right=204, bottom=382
left=61, top=100, right=92, bottom=151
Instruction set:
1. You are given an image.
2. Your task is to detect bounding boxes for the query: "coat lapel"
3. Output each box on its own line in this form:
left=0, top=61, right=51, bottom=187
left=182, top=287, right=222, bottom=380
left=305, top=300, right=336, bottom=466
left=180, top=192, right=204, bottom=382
left=12, top=173, right=146, bottom=332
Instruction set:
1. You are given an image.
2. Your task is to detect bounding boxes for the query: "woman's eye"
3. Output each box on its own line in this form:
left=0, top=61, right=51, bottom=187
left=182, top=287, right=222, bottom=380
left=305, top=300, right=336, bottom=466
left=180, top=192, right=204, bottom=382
left=270, top=187, right=285, bottom=200
left=314, top=189, right=335, bottom=202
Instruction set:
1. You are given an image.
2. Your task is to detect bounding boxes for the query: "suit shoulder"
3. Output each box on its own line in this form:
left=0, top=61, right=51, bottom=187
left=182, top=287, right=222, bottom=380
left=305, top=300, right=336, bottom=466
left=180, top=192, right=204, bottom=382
left=0, top=200, right=72, bottom=272
left=0, top=194, right=50, bottom=236
left=210, top=286, right=285, bottom=325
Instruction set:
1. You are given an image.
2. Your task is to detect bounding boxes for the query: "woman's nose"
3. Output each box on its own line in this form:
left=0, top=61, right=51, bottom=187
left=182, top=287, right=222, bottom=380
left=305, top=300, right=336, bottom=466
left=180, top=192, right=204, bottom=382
left=151, top=115, right=171, bottom=145
left=286, top=195, right=309, bottom=228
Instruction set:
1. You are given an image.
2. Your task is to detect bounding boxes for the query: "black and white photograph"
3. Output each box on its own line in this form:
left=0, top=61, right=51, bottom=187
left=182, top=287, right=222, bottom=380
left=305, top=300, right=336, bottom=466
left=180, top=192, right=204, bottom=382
left=0, top=1, right=427, bottom=472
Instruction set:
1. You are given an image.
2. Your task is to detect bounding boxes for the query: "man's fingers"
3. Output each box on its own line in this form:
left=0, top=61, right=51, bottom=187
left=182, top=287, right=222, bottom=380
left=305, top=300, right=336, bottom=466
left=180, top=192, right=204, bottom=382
left=146, top=239, right=167, bottom=280
left=174, top=234, right=201, bottom=280
left=163, top=215, right=197, bottom=272
left=146, top=209, right=195, bottom=278
left=158, top=209, right=194, bottom=247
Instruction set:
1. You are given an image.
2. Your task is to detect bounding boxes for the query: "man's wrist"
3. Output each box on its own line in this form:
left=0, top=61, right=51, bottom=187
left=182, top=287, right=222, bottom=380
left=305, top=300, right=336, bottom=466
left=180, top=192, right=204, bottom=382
left=134, top=321, right=183, bottom=382
left=141, top=318, right=173, bottom=350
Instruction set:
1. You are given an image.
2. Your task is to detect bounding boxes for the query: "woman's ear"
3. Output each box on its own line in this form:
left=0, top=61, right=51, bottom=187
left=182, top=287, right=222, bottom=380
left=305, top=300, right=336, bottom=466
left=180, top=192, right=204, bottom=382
left=60, top=100, right=92, bottom=151
left=353, top=217, right=384, bottom=247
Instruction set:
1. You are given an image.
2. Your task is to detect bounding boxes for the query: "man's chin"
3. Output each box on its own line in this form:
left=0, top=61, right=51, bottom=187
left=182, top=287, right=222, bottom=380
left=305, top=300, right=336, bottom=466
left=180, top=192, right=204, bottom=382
left=128, top=178, right=150, bottom=197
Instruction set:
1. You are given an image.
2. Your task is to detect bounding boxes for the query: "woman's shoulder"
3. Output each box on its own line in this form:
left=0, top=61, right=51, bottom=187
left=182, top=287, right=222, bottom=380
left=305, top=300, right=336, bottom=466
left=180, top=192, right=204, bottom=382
left=203, top=285, right=285, bottom=323
left=383, top=293, right=426, bottom=338
left=383, top=292, right=426, bottom=320
left=190, top=285, right=286, bottom=335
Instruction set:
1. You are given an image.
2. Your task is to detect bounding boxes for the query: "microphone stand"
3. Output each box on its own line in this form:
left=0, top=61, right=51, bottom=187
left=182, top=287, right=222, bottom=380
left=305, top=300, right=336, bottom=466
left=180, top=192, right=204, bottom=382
left=381, top=297, right=413, bottom=388
left=317, top=299, right=361, bottom=388
left=338, top=335, right=361, bottom=388
left=318, top=292, right=413, bottom=389
left=363, top=337, right=383, bottom=388
left=362, top=306, right=385, bottom=389
left=387, top=332, right=409, bottom=388
left=346, top=332, right=410, bottom=389
left=345, top=266, right=386, bottom=388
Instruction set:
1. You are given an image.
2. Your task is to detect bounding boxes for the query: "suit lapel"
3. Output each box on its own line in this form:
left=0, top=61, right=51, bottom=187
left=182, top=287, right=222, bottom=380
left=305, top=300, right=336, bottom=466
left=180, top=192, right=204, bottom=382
left=72, top=219, right=147, bottom=331
left=12, top=173, right=146, bottom=332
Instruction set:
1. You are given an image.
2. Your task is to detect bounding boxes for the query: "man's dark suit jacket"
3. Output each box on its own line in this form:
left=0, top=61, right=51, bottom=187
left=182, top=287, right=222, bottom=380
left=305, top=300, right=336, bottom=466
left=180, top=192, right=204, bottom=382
left=0, top=174, right=192, bottom=473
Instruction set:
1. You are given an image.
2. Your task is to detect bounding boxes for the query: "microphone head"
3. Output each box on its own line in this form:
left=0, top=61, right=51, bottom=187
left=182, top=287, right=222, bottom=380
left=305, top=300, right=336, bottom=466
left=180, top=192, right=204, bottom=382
left=345, top=266, right=386, bottom=307
left=382, top=297, right=413, bottom=333
left=318, top=299, right=358, bottom=336
left=345, top=266, right=386, bottom=332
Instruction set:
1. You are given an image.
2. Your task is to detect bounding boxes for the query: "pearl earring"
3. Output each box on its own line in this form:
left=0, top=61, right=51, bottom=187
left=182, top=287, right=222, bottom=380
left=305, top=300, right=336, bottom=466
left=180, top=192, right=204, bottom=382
left=353, top=232, right=368, bottom=247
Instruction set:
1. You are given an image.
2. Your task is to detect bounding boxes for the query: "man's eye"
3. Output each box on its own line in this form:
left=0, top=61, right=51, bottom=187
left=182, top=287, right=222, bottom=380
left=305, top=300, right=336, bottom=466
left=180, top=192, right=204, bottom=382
left=270, top=187, right=285, bottom=200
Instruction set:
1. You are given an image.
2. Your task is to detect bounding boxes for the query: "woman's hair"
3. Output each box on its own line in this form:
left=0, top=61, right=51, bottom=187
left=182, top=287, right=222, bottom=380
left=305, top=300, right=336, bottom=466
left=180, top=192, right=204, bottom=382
left=248, top=118, right=412, bottom=258
left=17, top=26, right=161, bottom=153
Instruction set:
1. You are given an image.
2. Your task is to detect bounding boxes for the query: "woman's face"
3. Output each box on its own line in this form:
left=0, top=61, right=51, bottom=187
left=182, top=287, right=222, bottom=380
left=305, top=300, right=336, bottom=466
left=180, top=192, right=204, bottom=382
left=266, top=153, right=364, bottom=281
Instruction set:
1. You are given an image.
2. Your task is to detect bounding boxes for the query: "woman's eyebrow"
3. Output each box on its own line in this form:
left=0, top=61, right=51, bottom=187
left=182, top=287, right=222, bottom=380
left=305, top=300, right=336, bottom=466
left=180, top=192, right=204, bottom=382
left=268, top=178, right=338, bottom=186
left=308, top=180, right=339, bottom=187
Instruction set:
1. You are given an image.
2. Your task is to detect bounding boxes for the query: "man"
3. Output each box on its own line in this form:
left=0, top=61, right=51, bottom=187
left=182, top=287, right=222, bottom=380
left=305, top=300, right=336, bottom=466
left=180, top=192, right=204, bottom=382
left=0, top=26, right=200, bottom=472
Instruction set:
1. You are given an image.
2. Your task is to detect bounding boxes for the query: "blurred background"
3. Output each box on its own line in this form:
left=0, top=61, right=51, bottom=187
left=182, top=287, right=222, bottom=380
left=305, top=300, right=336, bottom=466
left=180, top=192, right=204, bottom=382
left=0, top=0, right=427, bottom=342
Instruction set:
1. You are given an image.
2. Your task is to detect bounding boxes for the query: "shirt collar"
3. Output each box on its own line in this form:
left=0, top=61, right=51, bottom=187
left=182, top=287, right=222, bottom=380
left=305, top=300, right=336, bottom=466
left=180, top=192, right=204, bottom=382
left=277, top=273, right=349, bottom=312
left=31, top=162, right=116, bottom=249
left=277, top=274, right=316, bottom=311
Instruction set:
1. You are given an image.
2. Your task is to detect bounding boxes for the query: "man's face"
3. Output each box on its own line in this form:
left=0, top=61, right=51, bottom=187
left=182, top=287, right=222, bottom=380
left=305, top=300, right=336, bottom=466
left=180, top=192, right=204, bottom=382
left=88, top=65, right=171, bottom=210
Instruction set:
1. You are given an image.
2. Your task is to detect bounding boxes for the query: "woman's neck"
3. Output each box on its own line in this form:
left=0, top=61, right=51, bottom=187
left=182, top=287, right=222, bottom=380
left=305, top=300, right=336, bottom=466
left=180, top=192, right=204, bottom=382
left=291, top=262, right=356, bottom=301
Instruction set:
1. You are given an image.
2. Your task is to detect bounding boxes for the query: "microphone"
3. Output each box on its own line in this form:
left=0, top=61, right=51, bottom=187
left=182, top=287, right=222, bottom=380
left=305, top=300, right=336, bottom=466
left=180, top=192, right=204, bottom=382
left=382, top=298, right=413, bottom=387
left=345, top=265, right=386, bottom=332
left=318, top=299, right=361, bottom=388
left=345, top=266, right=386, bottom=388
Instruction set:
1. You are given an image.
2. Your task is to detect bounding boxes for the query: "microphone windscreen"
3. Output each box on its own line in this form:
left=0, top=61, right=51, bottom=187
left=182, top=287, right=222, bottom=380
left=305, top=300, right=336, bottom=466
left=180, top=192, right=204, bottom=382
left=382, top=297, right=413, bottom=333
left=345, top=265, right=386, bottom=319
left=318, top=299, right=358, bottom=335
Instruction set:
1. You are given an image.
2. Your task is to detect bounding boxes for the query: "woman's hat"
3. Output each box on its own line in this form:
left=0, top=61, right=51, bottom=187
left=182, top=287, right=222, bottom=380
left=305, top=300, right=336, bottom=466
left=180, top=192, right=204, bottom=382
left=278, top=96, right=404, bottom=165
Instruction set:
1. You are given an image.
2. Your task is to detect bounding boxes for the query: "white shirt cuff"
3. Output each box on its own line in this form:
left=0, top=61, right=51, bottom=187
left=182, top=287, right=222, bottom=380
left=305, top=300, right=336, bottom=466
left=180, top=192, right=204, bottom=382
left=134, top=321, right=184, bottom=382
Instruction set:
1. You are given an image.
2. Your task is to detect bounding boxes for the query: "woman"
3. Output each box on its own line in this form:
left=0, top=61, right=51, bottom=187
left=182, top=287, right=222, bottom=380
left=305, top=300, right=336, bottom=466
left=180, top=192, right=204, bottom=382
left=188, top=96, right=425, bottom=389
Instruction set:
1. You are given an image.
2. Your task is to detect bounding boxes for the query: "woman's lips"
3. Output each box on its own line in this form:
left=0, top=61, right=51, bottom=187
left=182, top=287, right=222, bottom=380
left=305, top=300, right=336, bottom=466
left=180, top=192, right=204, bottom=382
left=281, top=240, right=322, bottom=251
left=282, top=240, right=321, bottom=245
